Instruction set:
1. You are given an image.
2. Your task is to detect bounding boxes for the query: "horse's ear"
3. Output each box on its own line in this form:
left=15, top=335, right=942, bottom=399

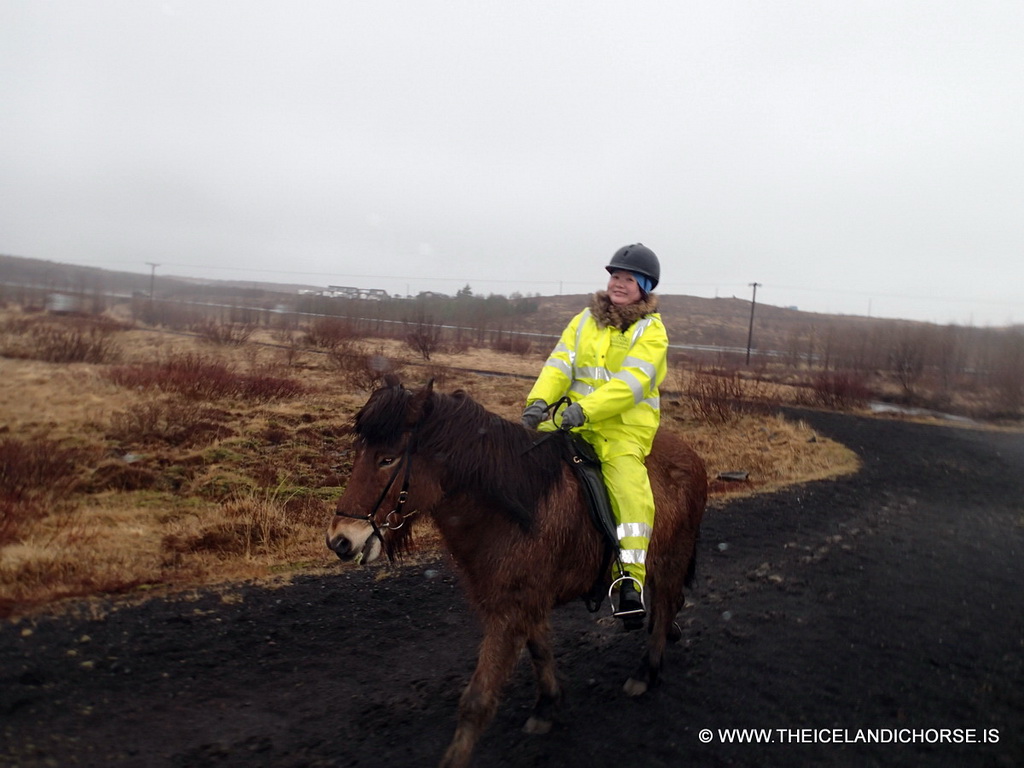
left=383, top=373, right=402, bottom=389
left=407, top=378, right=434, bottom=427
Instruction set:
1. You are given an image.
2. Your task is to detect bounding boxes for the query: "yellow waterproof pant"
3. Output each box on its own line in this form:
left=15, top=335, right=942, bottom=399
left=585, top=436, right=654, bottom=588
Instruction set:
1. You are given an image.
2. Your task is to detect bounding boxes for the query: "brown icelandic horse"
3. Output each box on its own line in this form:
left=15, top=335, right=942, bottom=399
left=326, top=376, right=707, bottom=768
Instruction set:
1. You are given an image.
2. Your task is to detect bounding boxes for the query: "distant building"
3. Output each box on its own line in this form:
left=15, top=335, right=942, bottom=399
left=46, top=293, right=82, bottom=314
left=323, top=285, right=390, bottom=300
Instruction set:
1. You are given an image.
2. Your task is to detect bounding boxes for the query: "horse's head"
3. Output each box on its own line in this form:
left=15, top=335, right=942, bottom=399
left=326, top=375, right=437, bottom=564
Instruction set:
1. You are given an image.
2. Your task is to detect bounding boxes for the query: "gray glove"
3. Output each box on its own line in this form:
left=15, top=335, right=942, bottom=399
left=521, top=400, right=548, bottom=429
left=559, top=402, right=586, bottom=429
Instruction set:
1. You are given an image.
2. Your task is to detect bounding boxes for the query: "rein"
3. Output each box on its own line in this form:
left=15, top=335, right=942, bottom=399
left=334, top=427, right=420, bottom=560
left=521, top=397, right=574, bottom=454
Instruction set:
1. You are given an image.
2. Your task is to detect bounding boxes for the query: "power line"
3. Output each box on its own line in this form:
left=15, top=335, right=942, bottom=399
left=765, top=282, right=1019, bottom=307
left=15, top=255, right=1018, bottom=316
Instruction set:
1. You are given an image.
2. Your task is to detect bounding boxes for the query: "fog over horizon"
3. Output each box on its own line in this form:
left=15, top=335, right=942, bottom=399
left=2, top=1, right=1022, bottom=327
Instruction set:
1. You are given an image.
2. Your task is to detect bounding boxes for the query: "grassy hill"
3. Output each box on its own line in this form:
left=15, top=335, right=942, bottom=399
left=3, top=253, right=1022, bottom=421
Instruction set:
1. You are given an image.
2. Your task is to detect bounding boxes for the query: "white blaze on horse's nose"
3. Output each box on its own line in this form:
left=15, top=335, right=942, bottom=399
left=328, top=518, right=382, bottom=565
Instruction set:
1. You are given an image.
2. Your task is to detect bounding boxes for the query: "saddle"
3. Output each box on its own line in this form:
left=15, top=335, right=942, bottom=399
left=561, top=433, right=621, bottom=612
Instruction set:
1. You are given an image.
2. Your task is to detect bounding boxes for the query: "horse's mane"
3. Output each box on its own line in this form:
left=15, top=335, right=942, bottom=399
left=355, top=385, right=570, bottom=532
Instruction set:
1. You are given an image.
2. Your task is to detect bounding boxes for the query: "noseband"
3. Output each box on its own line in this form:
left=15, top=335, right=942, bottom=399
left=334, top=429, right=420, bottom=559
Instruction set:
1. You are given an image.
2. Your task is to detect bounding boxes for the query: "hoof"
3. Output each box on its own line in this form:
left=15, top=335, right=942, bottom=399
left=667, top=621, right=683, bottom=643
left=623, top=677, right=648, bottom=697
left=523, top=716, right=553, bottom=735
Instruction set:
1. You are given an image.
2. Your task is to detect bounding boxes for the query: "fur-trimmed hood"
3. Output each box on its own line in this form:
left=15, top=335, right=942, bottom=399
left=589, top=291, right=659, bottom=332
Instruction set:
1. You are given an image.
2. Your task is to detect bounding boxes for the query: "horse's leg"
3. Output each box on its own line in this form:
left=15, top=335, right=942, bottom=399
left=523, top=619, right=561, bottom=735
left=624, top=569, right=687, bottom=697
left=440, top=620, right=527, bottom=768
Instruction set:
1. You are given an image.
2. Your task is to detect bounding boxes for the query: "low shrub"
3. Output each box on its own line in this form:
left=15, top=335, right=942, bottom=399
left=83, top=460, right=163, bottom=492
left=162, top=486, right=307, bottom=558
left=328, top=341, right=402, bottom=391
left=1, top=318, right=122, bottom=364
left=106, top=354, right=304, bottom=401
left=686, top=368, right=745, bottom=425
left=808, top=370, right=871, bottom=410
left=0, top=437, right=84, bottom=545
left=683, top=366, right=782, bottom=425
left=490, top=336, right=533, bottom=356
left=406, top=329, right=441, bottom=361
left=304, top=317, right=354, bottom=350
left=107, top=399, right=233, bottom=447
left=404, top=313, right=442, bottom=361
left=191, top=319, right=256, bottom=346
left=133, top=299, right=204, bottom=330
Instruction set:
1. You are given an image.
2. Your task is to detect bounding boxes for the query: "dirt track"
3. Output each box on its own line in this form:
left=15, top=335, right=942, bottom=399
left=2, top=408, right=1022, bottom=768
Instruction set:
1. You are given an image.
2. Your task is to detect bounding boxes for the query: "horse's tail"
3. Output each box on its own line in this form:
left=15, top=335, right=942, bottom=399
left=683, top=529, right=700, bottom=590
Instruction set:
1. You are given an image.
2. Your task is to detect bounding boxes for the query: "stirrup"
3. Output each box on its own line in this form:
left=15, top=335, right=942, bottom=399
left=609, top=575, right=646, bottom=618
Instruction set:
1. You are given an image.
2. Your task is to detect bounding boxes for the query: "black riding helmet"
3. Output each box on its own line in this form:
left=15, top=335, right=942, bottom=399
left=605, top=243, right=660, bottom=290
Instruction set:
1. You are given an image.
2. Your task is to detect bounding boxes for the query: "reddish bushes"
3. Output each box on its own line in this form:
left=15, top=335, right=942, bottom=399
left=191, top=320, right=256, bottom=346
left=328, top=342, right=402, bottom=391
left=808, top=370, right=871, bottom=410
left=1, top=317, right=123, bottom=364
left=404, top=312, right=443, bottom=360
left=490, top=336, right=533, bottom=356
left=107, top=400, right=233, bottom=447
left=685, top=367, right=779, bottom=424
left=106, top=354, right=303, bottom=401
left=0, top=437, right=84, bottom=545
left=304, top=317, right=355, bottom=350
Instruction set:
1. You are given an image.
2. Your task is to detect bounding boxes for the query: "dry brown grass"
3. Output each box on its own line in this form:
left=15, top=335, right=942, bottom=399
left=0, top=308, right=860, bottom=618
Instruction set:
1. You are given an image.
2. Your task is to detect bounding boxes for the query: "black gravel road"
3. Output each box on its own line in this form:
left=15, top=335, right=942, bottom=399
left=2, top=408, right=1021, bottom=768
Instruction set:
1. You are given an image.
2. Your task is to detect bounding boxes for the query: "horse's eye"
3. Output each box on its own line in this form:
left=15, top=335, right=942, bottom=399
left=378, top=456, right=396, bottom=468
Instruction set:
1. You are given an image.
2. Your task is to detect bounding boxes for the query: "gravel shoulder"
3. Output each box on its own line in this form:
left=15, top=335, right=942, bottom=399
left=2, top=409, right=1022, bottom=767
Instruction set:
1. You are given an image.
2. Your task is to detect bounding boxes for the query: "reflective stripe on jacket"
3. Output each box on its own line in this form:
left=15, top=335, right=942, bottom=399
left=526, top=307, right=668, bottom=455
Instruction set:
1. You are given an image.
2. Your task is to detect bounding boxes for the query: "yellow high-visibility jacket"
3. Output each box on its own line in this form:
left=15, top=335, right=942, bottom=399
left=526, top=293, right=667, bottom=456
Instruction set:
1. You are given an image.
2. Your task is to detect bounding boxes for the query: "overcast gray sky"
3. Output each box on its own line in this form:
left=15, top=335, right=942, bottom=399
left=2, top=1, right=1022, bottom=326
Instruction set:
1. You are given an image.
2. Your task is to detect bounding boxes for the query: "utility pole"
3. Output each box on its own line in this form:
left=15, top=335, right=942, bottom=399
left=745, top=282, right=761, bottom=365
left=146, top=262, right=160, bottom=300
